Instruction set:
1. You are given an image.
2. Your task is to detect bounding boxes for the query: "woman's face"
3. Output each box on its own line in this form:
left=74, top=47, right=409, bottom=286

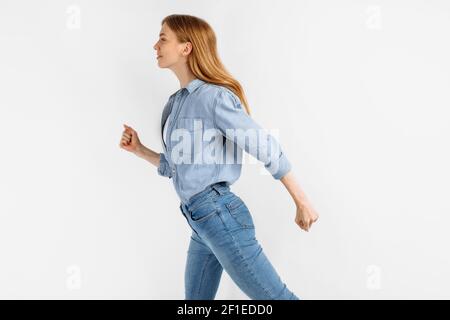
left=153, top=22, right=190, bottom=69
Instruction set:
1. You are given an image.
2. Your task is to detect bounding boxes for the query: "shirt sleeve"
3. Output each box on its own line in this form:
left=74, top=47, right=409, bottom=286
left=157, top=152, right=173, bottom=178
left=212, top=88, right=292, bottom=180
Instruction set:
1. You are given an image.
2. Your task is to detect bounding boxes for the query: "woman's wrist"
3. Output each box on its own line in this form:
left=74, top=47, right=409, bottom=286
left=280, top=171, right=308, bottom=208
left=294, top=194, right=308, bottom=208
left=134, top=144, right=160, bottom=167
left=134, top=144, right=147, bottom=158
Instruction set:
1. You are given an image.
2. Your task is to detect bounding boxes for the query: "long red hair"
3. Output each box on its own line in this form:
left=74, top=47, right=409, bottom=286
left=162, top=14, right=251, bottom=115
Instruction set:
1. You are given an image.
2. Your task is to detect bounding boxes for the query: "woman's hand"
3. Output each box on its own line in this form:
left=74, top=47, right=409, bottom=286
left=280, top=171, right=320, bottom=232
left=119, top=124, right=143, bottom=154
left=295, top=199, right=319, bottom=232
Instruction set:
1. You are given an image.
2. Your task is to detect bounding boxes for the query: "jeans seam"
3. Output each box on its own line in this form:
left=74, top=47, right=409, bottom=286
left=190, top=235, right=205, bottom=246
left=217, top=211, right=273, bottom=300
left=197, top=254, right=213, bottom=297
left=272, top=283, right=288, bottom=300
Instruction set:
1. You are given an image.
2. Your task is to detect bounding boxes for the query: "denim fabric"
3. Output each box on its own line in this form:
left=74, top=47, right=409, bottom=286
left=157, top=78, right=292, bottom=204
left=179, top=181, right=299, bottom=300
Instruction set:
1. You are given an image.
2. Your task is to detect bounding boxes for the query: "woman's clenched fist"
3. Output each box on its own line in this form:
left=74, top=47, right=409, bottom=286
left=119, top=124, right=143, bottom=154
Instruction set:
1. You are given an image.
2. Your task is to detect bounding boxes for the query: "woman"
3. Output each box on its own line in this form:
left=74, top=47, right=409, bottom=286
left=119, top=14, right=319, bottom=300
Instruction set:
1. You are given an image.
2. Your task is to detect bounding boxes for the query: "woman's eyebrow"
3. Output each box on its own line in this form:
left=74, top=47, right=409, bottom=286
left=159, top=33, right=167, bottom=37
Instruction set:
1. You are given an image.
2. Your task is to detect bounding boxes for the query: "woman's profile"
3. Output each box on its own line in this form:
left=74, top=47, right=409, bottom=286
left=119, top=14, right=319, bottom=300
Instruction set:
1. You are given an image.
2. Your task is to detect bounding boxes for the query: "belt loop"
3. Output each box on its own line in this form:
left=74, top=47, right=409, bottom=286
left=211, top=182, right=227, bottom=196
left=211, top=185, right=221, bottom=196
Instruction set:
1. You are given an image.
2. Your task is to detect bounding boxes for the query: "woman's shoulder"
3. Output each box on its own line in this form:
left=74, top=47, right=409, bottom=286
left=197, top=82, right=238, bottom=103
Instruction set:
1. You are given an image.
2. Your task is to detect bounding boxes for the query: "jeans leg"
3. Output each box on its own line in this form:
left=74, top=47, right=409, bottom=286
left=198, top=197, right=300, bottom=300
left=184, top=230, right=224, bottom=300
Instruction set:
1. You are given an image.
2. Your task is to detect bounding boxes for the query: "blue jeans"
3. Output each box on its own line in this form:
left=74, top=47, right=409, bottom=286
left=179, top=181, right=300, bottom=300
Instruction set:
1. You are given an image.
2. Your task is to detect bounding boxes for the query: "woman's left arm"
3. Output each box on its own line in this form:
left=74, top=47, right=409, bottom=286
left=212, top=88, right=319, bottom=231
left=280, top=171, right=319, bottom=232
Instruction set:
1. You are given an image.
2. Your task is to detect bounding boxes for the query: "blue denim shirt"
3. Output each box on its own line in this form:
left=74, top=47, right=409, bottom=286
left=157, top=78, right=292, bottom=204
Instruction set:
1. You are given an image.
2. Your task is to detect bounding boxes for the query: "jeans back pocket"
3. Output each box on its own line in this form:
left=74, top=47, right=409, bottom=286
left=225, top=196, right=255, bottom=229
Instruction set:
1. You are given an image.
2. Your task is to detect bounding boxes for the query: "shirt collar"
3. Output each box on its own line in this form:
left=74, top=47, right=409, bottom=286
left=182, top=78, right=205, bottom=94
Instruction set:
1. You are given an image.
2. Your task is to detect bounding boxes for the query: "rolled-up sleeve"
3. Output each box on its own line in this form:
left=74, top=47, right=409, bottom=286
left=212, top=88, right=292, bottom=180
left=157, top=152, right=173, bottom=178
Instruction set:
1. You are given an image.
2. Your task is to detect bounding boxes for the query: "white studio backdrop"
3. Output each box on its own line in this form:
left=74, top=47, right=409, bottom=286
left=0, top=0, right=449, bottom=299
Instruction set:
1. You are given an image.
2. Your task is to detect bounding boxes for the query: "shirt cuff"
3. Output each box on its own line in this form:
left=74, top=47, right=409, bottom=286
left=157, top=153, right=173, bottom=178
left=267, top=151, right=292, bottom=180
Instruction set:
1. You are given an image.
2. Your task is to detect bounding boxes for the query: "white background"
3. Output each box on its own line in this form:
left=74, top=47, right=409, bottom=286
left=1, top=0, right=449, bottom=299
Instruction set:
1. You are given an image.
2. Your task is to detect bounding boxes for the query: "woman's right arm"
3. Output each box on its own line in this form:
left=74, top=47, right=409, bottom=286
left=120, top=124, right=173, bottom=178
left=134, top=144, right=160, bottom=167
left=120, top=123, right=160, bottom=165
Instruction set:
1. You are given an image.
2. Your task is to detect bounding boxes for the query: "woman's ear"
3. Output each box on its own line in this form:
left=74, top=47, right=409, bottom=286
left=183, top=42, right=193, bottom=56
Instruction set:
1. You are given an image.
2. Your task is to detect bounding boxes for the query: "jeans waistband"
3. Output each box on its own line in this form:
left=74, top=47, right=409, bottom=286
left=183, top=181, right=230, bottom=208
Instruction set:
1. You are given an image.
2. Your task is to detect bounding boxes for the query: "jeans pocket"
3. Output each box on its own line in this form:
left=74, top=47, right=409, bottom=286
left=190, top=201, right=218, bottom=223
left=225, top=196, right=255, bottom=229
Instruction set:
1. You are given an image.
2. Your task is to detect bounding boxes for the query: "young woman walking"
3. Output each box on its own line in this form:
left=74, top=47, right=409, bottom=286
left=119, top=14, right=319, bottom=300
